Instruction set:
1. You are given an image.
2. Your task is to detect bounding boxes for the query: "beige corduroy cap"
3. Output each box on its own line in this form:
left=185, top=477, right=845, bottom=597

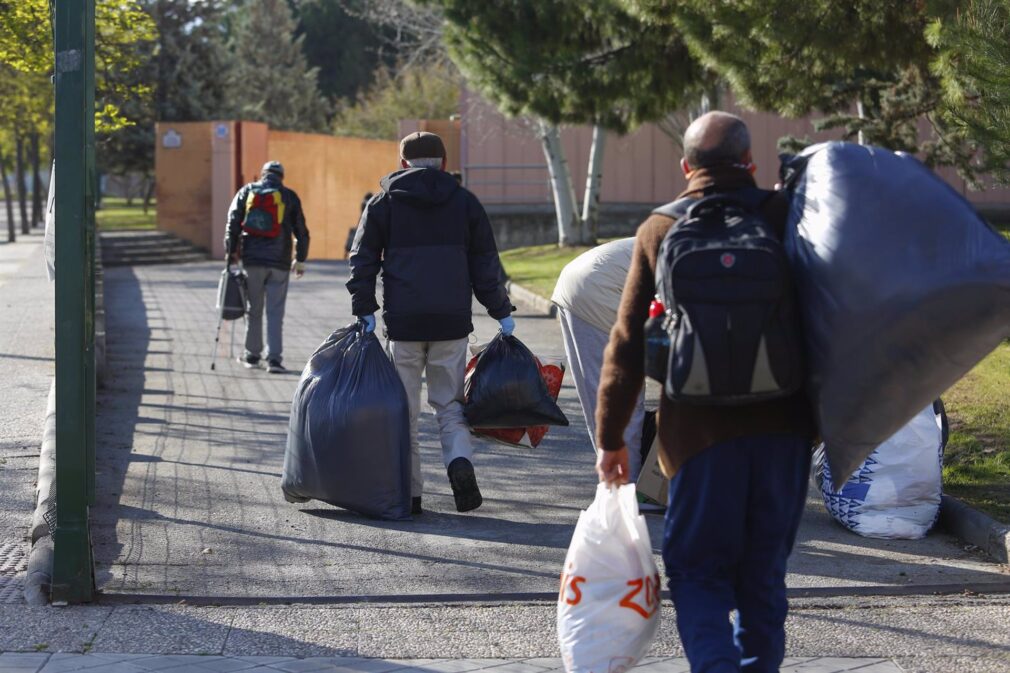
left=399, top=131, right=446, bottom=161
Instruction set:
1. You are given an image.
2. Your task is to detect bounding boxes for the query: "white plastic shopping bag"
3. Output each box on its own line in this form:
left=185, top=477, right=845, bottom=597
left=558, top=483, right=661, bottom=673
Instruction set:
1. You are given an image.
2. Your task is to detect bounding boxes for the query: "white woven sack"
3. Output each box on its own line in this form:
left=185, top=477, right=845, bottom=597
left=558, top=483, right=661, bottom=673
left=817, top=404, right=944, bottom=539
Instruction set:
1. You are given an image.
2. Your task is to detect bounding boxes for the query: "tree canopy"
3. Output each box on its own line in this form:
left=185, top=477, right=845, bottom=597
left=227, top=0, right=330, bottom=133
left=425, top=0, right=705, bottom=133
left=294, top=0, right=389, bottom=103
left=0, top=0, right=155, bottom=132
left=620, top=1, right=983, bottom=177
left=332, top=60, right=460, bottom=140
left=626, top=1, right=944, bottom=116
left=928, top=0, right=1010, bottom=182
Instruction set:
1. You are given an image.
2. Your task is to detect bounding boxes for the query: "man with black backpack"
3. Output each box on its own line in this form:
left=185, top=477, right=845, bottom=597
left=595, top=112, right=815, bottom=673
left=226, top=161, right=310, bottom=374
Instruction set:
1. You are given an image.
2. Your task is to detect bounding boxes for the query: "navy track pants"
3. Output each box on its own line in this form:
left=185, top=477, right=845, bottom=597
left=662, top=434, right=811, bottom=673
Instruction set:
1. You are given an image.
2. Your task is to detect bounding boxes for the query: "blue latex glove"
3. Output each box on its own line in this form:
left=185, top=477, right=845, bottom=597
left=361, top=314, right=376, bottom=333
left=498, top=315, right=515, bottom=336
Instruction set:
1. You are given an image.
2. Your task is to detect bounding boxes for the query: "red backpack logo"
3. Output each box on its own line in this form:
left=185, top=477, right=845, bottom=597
left=242, top=186, right=284, bottom=238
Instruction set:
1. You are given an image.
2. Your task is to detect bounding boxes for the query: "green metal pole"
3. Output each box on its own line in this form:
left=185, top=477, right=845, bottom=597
left=52, top=0, right=95, bottom=604
left=84, top=0, right=97, bottom=506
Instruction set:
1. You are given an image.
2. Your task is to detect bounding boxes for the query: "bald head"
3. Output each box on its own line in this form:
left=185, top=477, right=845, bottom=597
left=682, top=111, right=751, bottom=171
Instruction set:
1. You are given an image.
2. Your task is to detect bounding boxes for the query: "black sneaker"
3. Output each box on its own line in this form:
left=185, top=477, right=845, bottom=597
left=411, top=496, right=423, bottom=515
left=267, top=360, right=287, bottom=374
left=447, top=457, right=482, bottom=512
left=239, top=355, right=261, bottom=369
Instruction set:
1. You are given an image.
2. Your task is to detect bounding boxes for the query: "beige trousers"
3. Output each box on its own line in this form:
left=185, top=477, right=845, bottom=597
left=389, top=338, right=475, bottom=497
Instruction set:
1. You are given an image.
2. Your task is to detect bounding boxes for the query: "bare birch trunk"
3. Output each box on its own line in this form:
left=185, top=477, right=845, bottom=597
left=580, top=124, right=606, bottom=245
left=539, top=122, right=580, bottom=247
left=856, top=100, right=866, bottom=146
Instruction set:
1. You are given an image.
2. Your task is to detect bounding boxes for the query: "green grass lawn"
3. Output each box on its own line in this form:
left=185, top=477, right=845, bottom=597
left=942, top=341, right=1010, bottom=523
left=95, top=196, right=156, bottom=230
left=499, top=243, right=602, bottom=298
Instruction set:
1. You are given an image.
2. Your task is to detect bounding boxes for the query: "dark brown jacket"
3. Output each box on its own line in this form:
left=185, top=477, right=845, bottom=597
left=595, top=165, right=816, bottom=477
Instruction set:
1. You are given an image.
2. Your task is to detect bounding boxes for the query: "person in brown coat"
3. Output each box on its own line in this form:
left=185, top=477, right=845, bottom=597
left=595, top=111, right=815, bottom=673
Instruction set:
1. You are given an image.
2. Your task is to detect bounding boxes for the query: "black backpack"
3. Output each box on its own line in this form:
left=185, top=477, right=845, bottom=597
left=651, top=188, right=803, bottom=405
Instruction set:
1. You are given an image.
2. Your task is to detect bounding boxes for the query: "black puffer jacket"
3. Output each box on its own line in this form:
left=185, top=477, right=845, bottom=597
left=225, top=175, right=310, bottom=271
left=347, top=168, right=512, bottom=341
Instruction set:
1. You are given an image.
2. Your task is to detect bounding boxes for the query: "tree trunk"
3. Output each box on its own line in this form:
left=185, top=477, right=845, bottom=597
left=31, top=133, right=43, bottom=227
left=142, top=174, right=155, bottom=214
left=580, top=124, right=606, bottom=245
left=856, top=99, right=866, bottom=146
left=0, top=153, right=15, bottom=243
left=14, top=133, right=29, bottom=235
left=539, top=122, right=580, bottom=247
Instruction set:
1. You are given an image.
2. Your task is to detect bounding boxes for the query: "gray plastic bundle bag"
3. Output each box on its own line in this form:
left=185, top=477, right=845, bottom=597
left=282, top=324, right=411, bottom=520
left=783, top=142, right=1010, bottom=488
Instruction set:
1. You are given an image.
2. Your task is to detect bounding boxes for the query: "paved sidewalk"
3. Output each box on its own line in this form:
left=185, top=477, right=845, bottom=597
left=3, top=254, right=1010, bottom=671
left=0, top=654, right=903, bottom=673
left=0, top=232, right=53, bottom=605
left=3, top=594, right=1010, bottom=671
left=91, top=259, right=1007, bottom=599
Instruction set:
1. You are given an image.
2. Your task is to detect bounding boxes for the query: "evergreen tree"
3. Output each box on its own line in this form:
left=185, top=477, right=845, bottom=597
left=928, top=0, right=1010, bottom=182
left=149, top=0, right=234, bottom=123
left=227, top=0, right=330, bottom=133
left=421, top=0, right=707, bottom=245
left=624, top=0, right=974, bottom=176
left=292, top=0, right=387, bottom=103
left=627, top=1, right=941, bottom=115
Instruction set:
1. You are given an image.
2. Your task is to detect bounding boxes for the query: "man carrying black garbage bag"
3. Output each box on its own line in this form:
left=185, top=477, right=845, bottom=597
left=347, top=132, right=514, bottom=515
left=595, top=112, right=815, bottom=673
left=225, top=161, right=310, bottom=374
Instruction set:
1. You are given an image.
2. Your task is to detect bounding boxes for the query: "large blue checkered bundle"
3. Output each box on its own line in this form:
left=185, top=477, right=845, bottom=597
left=814, top=403, right=946, bottom=539
left=783, top=142, right=1010, bottom=488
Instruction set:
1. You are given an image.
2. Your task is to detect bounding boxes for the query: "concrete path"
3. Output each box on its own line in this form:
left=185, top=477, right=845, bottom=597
left=3, top=254, right=1010, bottom=671
left=92, top=259, right=1008, bottom=600
left=1, top=595, right=1009, bottom=671
left=0, top=232, right=53, bottom=605
left=0, top=653, right=904, bottom=673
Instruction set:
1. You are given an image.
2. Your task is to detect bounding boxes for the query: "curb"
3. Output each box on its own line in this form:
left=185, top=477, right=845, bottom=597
left=24, top=381, right=57, bottom=604
left=505, top=281, right=555, bottom=317
left=938, top=494, right=1010, bottom=564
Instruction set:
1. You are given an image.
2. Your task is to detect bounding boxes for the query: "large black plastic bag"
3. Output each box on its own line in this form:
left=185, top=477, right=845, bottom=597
left=783, top=142, right=1010, bottom=488
left=464, top=332, right=569, bottom=429
left=282, top=324, right=412, bottom=520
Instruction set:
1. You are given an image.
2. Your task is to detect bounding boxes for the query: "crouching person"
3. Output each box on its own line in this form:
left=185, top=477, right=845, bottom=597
left=552, top=238, right=647, bottom=480
left=346, top=132, right=514, bottom=515
left=595, top=112, right=815, bottom=673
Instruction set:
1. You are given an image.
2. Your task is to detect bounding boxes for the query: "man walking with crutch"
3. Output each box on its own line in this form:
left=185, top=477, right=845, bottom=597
left=225, top=161, right=310, bottom=373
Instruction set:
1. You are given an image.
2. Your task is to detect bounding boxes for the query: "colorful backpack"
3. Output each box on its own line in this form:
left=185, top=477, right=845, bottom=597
left=242, top=184, right=285, bottom=238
